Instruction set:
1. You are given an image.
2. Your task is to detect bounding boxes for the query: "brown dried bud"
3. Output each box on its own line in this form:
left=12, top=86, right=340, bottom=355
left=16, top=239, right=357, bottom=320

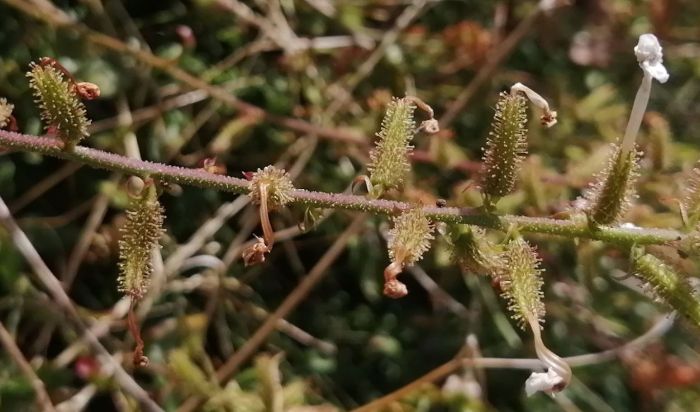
left=242, top=237, right=270, bottom=266
left=200, top=157, right=227, bottom=175
left=383, top=277, right=409, bottom=299
left=75, top=82, right=101, bottom=100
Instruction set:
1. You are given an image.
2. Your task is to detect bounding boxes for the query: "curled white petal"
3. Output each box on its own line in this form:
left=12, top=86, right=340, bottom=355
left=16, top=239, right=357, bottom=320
left=634, top=34, right=669, bottom=83
left=510, top=83, right=558, bottom=128
left=525, top=369, right=565, bottom=397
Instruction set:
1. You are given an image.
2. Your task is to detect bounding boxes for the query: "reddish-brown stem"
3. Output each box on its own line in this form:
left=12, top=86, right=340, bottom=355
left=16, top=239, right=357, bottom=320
left=39, top=57, right=78, bottom=85
left=258, top=183, right=274, bottom=249
left=127, top=299, right=148, bottom=368
left=5, top=115, right=19, bottom=132
left=383, top=261, right=407, bottom=299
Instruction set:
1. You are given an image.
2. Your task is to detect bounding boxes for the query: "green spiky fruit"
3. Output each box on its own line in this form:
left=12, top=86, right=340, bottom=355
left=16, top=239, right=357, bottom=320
left=584, top=144, right=640, bottom=226
left=118, top=182, right=164, bottom=300
left=0, top=98, right=13, bottom=129
left=387, top=208, right=434, bottom=266
left=368, top=98, right=416, bottom=197
left=632, top=250, right=700, bottom=327
left=481, top=92, right=528, bottom=202
left=498, top=238, right=545, bottom=330
left=248, top=166, right=294, bottom=209
left=27, top=61, right=90, bottom=148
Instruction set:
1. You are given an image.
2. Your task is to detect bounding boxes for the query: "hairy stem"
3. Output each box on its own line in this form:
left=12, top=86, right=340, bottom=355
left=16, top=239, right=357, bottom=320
left=0, top=129, right=684, bottom=246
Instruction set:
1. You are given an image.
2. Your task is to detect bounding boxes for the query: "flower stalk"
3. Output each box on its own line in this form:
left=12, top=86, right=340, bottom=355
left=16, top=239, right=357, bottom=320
left=404, top=95, right=440, bottom=134
left=525, top=317, right=572, bottom=396
left=496, top=237, right=572, bottom=395
left=583, top=34, right=667, bottom=226
left=242, top=166, right=294, bottom=266
left=620, top=34, right=669, bottom=155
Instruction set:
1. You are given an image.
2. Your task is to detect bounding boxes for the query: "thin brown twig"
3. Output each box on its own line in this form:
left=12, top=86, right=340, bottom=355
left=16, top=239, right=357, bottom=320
left=241, top=301, right=337, bottom=355
left=406, top=264, right=470, bottom=318
left=3, top=0, right=367, bottom=145
left=88, top=90, right=208, bottom=134
left=352, top=314, right=675, bottom=412
left=62, top=185, right=112, bottom=288
left=0, top=194, right=164, bottom=412
left=325, top=0, right=429, bottom=114
left=176, top=215, right=366, bottom=412
left=9, top=162, right=82, bottom=212
left=16, top=196, right=96, bottom=228
left=127, top=299, right=148, bottom=367
left=439, top=1, right=567, bottom=127
left=0, top=320, right=57, bottom=412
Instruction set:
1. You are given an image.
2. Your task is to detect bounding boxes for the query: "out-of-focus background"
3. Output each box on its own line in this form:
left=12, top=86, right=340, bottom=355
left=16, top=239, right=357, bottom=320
left=1, top=0, right=700, bottom=411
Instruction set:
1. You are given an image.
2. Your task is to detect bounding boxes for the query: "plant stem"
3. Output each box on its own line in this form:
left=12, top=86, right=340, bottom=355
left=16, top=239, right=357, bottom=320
left=0, top=321, right=56, bottom=412
left=0, top=129, right=684, bottom=246
left=0, top=193, right=164, bottom=412
left=352, top=314, right=674, bottom=412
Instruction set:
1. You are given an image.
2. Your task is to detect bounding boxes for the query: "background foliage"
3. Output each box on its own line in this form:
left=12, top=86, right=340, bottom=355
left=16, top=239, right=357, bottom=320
left=1, top=0, right=700, bottom=411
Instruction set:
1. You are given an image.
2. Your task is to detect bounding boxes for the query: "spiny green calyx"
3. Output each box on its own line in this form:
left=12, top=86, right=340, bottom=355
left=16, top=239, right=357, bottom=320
left=368, top=97, right=416, bottom=197
left=384, top=208, right=434, bottom=298
left=481, top=92, right=528, bottom=203
left=0, top=98, right=13, bottom=129
left=247, top=166, right=294, bottom=209
left=449, top=225, right=503, bottom=276
left=118, top=179, right=165, bottom=300
left=27, top=61, right=91, bottom=148
left=682, top=163, right=700, bottom=228
left=632, top=250, right=700, bottom=327
left=584, top=143, right=641, bottom=226
left=498, top=237, right=545, bottom=329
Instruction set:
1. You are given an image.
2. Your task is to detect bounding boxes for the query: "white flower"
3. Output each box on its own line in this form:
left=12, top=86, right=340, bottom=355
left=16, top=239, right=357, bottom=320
left=621, top=33, right=670, bottom=154
left=525, top=369, right=565, bottom=397
left=510, top=83, right=558, bottom=128
left=634, top=34, right=669, bottom=83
